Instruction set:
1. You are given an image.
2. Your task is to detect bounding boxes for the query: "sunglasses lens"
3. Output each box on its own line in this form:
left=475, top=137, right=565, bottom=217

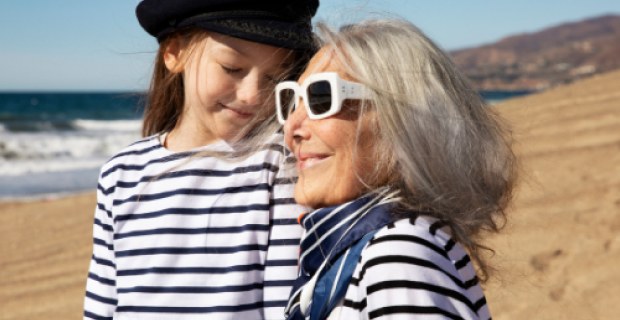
left=307, top=80, right=333, bottom=116
left=278, top=88, right=296, bottom=120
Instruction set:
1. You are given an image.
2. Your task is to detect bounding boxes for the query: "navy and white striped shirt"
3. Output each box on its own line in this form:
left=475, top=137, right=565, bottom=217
left=84, top=133, right=304, bottom=320
left=330, top=217, right=490, bottom=320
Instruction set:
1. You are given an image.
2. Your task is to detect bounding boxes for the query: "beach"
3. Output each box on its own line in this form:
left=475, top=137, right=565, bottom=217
left=1, top=70, right=620, bottom=319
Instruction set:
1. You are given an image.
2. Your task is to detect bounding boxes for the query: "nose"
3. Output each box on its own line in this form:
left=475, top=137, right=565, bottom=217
left=237, top=74, right=262, bottom=107
left=284, top=98, right=310, bottom=149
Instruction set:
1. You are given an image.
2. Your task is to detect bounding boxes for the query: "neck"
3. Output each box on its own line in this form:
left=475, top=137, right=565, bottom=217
left=164, top=118, right=218, bottom=151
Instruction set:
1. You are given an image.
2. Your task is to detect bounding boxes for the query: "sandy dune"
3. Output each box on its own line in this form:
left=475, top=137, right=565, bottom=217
left=1, top=70, right=619, bottom=319
left=484, top=69, right=620, bottom=319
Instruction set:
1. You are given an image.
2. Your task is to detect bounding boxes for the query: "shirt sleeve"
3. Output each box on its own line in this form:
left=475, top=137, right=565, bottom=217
left=83, top=173, right=118, bottom=320
left=349, top=226, right=487, bottom=320
left=262, top=153, right=306, bottom=320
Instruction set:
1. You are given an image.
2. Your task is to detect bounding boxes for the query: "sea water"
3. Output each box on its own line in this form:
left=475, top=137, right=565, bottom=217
left=0, top=92, right=143, bottom=200
left=0, top=90, right=531, bottom=201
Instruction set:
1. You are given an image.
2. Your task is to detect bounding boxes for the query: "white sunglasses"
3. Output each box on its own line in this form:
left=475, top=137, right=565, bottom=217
left=275, top=72, right=371, bottom=124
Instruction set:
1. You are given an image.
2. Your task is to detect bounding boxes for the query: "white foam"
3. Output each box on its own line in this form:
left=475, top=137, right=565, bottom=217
left=72, top=119, right=142, bottom=132
left=0, top=124, right=141, bottom=176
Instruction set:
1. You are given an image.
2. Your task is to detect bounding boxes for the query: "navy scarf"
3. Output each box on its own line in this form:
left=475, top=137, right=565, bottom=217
left=284, top=188, right=400, bottom=320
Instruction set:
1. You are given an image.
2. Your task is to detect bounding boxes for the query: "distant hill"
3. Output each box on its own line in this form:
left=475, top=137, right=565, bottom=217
left=450, top=14, right=620, bottom=91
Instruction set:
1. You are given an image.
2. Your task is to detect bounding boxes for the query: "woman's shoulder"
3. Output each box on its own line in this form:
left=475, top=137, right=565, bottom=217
left=360, top=215, right=474, bottom=279
left=371, top=216, right=455, bottom=251
left=344, top=216, right=489, bottom=320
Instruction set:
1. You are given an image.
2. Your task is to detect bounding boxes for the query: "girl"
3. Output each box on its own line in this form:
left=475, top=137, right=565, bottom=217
left=84, top=1, right=318, bottom=319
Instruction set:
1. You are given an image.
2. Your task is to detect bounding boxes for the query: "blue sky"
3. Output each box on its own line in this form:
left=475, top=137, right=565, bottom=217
left=1, top=0, right=619, bottom=91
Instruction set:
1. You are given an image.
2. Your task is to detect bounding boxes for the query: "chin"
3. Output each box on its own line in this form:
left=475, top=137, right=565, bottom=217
left=294, top=188, right=354, bottom=209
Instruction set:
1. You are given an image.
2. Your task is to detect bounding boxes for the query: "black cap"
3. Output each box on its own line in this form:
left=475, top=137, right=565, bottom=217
left=136, top=0, right=319, bottom=50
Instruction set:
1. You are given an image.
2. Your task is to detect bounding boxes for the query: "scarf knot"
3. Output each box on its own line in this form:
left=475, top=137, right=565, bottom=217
left=285, top=188, right=400, bottom=319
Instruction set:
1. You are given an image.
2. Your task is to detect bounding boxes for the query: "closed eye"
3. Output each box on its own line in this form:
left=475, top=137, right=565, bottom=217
left=221, top=65, right=242, bottom=74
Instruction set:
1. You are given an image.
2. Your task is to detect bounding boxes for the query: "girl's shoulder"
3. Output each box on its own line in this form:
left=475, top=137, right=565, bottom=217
left=97, top=134, right=164, bottom=178
left=105, top=134, right=163, bottom=164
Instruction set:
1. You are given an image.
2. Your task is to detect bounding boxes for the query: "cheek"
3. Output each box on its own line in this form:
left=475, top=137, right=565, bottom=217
left=196, top=64, right=234, bottom=102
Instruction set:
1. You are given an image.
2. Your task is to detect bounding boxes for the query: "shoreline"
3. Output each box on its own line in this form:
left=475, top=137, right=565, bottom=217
left=0, top=167, right=100, bottom=202
left=0, top=189, right=96, bottom=204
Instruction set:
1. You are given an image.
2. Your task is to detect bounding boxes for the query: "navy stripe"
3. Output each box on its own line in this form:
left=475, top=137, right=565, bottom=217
left=116, top=244, right=268, bottom=257
left=85, top=291, right=118, bottom=306
left=115, top=224, right=269, bottom=240
left=109, top=143, right=160, bottom=159
left=268, top=238, right=300, bottom=246
left=104, top=158, right=277, bottom=184
left=343, top=297, right=367, bottom=311
left=271, top=197, right=297, bottom=205
left=367, top=280, right=478, bottom=312
left=110, top=162, right=278, bottom=191
left=94, top=218, right=113, bottom=232
left=429, top=220, right=448, bottom=235
left=359, top=255, right=475, bottom=289
left=92, top=255, right=115, bottom=268
left=264, top=300, right=288, bottom=307
left=117, top=264, right=265, bottom=276
left=84, top=310, right=113, bottom=320
left=474, top=296, right=487, bottom=312
left=98, top=183, right=115, bottom=196
left=272, top=218, right=298, bottom=225
left=103, top=139, right=286, bottom=179
left=88, top=272, right=116, bottom=286
left=369, top=234, right=449, bottom=259
left=444, top=238, right=456, bottom=252
left=454, top=254, right=471, bottom=270
left=93, top=237, right=114, bottom=251
left=113, top=183, right=270, bottom=206
left=274, top=176, right=297, bottom=184
left=369, top=306, right=463, bottom=320
left=265, top=259, right=298, bottom=267
left=264, top=279, right=295, bottom=287
left=96, top=202, right=112, bottom=219
left=116, top=302, right=263, bottom=314
left=114, top=204, right=270, bottom=222
left=117, top=282, right=263, bottom=294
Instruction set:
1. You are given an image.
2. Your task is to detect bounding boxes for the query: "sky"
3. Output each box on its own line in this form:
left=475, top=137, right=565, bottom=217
left=1, top=0, right=619, bottom=92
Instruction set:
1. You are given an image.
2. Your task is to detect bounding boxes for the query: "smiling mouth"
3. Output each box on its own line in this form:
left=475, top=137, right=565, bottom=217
left=297, top=153, right=329, bottom=170
left=221, top=103, right=254, bottom=118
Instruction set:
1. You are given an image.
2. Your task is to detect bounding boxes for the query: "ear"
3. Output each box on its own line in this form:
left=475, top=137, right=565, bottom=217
left=163, top=37, right=185, bottom=73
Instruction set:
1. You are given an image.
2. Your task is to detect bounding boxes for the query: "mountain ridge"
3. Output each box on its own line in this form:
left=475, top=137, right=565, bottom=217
left=450, top=14, right=620, bottom=91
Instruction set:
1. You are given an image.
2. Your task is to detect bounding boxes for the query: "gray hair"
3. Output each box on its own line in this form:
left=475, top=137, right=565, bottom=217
left=316, top=19, right=517, bottom=280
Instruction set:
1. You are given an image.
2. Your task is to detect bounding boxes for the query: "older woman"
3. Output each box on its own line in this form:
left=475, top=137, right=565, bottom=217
left=275, top=19, right=517, bottom=320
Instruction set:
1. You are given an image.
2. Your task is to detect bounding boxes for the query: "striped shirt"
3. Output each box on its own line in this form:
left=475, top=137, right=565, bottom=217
left=84, top=133, right=304, bottom=320
left=330, top=217, right=490, bottom=320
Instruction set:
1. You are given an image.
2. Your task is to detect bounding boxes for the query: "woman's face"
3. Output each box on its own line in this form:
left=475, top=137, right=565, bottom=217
left=284, top=47, right=379, bottom=209
left=165, top=32, right=291, bottom=143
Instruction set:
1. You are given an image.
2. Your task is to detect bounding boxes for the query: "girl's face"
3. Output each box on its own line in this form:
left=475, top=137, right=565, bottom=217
left=284, top=47, right=380, bottom=209
left=166, top=32, right=292, bottom=144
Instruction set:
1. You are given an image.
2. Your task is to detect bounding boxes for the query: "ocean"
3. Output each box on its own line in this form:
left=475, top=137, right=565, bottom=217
left=0, top=92, right=144, bottom=200
left=0, top=90, right=530, bottom=201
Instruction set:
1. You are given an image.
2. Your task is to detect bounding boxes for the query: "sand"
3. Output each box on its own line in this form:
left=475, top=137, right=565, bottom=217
left=484, top=69, right=620, bottom=319
left=1, top=70, right=619, bottom=319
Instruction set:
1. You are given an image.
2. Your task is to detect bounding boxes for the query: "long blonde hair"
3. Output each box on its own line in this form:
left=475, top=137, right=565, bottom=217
left=317, top=19, right=517, bottom=281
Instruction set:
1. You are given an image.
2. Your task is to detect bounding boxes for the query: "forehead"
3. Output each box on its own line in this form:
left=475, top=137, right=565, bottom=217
left=299, top=46, right=347, bottom=82
left=199, top=31, right=293, bottom=69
